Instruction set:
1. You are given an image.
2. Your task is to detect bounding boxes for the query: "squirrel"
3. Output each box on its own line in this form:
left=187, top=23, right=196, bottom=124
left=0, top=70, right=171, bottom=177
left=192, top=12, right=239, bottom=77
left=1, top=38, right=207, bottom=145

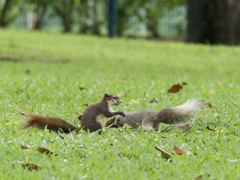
left=21, top=93, right=125, bottom=134
left=113, top=99, right=202, bottom=130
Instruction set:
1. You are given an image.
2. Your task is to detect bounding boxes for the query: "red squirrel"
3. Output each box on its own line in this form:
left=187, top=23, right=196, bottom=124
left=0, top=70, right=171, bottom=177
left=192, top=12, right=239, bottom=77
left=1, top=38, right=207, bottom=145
left=21, top=93, right=125, bottom=134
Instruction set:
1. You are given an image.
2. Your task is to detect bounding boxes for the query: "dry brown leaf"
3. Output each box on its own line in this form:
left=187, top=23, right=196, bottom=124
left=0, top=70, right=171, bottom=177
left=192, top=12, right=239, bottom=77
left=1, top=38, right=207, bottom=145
left=118, top=152, right=124, bottom=157
left=177, top=124, right=190, bottom=132
left=117, top=132, right=122, bottom=136
left=167, top=83, right=183, bottom=94
left=195, top=174, right=210, bottom=179
left=21, top=145, right=30, bottom=149
left=116, top=93, right=126, bottom=97
left=21, top=113, right=25, bottom=116
left=150, top=98, right=158, bottom=103
left=83, top=104, right=89, bottom=106
left=105, top=117, right=124, bottom=128
left=204, top=103, right=219, bottom=110
left=105, top=117, right=116, bottom=127
left=78, top=115, right=82, bottom=121
left=25, top=69, right=31, bottom=74
left=185, top=150, right=194, bottom=155
left=206, top=126, right=215, bottom=131
left=173, top=145, right=183, bottom=155
left=37, top=147, right=58, bottom=156
left=79, top=86, right=87, bottom=91
left=155, top=146, right=171, bottom=160
left=173, top=145, right=194, bottom=156
left=59, top=135, right=64, bottom=139
left=21, top=163, right=41, bottom=170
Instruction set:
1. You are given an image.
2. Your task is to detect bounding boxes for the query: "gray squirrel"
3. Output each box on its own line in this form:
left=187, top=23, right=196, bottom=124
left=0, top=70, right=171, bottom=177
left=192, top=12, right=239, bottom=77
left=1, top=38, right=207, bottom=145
left=114, top=99, right=202, bottom=130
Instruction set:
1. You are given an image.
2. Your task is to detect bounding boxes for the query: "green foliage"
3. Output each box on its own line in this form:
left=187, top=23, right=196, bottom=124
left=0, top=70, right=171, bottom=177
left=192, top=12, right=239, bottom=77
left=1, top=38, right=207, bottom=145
left=1, top=29, right=240, bottom=179
left=0, top=0, right=23, bottom=27
left=1, top=0, right=188, bottom=36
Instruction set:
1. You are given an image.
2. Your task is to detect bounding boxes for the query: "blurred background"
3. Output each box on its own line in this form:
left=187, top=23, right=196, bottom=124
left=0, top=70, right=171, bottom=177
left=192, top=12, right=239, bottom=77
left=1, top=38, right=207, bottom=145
left=0, top=0, right=240, bottom=45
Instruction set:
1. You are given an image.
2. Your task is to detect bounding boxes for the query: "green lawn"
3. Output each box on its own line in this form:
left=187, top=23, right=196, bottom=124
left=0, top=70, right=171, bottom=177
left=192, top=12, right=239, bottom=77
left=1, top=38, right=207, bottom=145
left=0, top=29, right=240, bottom=180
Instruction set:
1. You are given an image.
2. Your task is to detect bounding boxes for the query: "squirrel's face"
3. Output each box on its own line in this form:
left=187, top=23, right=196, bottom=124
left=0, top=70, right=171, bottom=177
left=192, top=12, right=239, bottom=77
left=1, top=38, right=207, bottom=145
left=114, top=115, right=125, bottom=126
left=104, top=93, right=122, bottom=106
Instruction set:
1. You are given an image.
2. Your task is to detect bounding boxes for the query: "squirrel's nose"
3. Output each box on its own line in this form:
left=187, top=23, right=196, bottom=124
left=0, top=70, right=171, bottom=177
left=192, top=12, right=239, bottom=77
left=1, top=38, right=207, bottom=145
left=119, top=100, right=122, bottom=103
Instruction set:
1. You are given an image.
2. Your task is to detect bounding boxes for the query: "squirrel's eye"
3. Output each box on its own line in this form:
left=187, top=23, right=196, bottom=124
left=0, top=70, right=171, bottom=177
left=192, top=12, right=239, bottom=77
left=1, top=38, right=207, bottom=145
left=113, top=96, right=116, bottom=99
left=117, top=118, right=120, bottom=121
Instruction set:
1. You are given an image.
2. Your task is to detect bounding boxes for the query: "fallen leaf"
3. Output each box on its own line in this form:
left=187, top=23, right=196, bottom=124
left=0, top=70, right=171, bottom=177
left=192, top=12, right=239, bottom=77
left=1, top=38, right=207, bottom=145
left=21, top=163, right=41, bottom=170
left=155, top=146, right=171, bottom=160
left=216, top=130, right=228, bottom=134
left=25, top=69, right=31, bottom=74
left=6, top=120, right=24, bottom=126
left=195, top=174, right=210, bottom=179
left=117, top=132, right=122, bottom=136
left=105, top=117, right=116, bottom=127
left=167, top=83, right=183, bottom=94
left=83, top=104, right=89, bottom=106
left=161, top=136, right=167, bottom=138
left=21, top=145, right=30, bottom=149
left=117, top=79, right=124, bottom=82
left=59, top=135, right=64, bottom=139
left=177, top=124, right=190, bottom=132
left=182, top=82, right=187, bottom=86
left=173, top=145, right=194, bottom=155
left=105, top=117, right=124, bottom=128
left=116, top=93, right=126, bottom=97
left=206, top=126, right=215, bottom=131
left=37, top=147, right=58, bottom=156
left=185, top=150, right=194, bottom=155
left=150, top=98, right=158, bottom=103
left=207, top=91, right=216, bottom=96
left=21, top=113, right=25, bottom=116
left=79, top=86, right=87, bottom=91
left=78, top=115, right=82, bottom=121
left=173, top=145, right=182, bottom=155
left=128, top=99, right=140, bottom=105
left=204, top=103, right=219, bottom=110
left=118, top=152, right=124, bottom=157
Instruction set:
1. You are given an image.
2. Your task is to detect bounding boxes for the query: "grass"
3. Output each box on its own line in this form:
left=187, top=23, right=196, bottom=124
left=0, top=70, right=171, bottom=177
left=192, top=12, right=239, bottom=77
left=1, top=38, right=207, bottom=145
left=0, top=29, right=240, bottom=180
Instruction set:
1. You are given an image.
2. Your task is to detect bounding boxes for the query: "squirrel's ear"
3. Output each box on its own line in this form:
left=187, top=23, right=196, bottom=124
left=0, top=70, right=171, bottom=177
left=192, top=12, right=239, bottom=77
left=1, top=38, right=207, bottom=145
left=104, top=93, right=108, bottom=97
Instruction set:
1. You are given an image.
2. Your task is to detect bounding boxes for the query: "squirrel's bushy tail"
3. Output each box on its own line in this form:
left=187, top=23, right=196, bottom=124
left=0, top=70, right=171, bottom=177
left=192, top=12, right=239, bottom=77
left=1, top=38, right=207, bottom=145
left=20, top=113, right=78, bottom=133
left=156, top=99, right=202, bottom=124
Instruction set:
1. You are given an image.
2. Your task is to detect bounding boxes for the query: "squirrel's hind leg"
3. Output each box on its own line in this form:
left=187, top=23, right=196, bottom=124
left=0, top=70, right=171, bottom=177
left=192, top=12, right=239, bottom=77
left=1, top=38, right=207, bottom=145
left=142, top=118, right=154, bottom=130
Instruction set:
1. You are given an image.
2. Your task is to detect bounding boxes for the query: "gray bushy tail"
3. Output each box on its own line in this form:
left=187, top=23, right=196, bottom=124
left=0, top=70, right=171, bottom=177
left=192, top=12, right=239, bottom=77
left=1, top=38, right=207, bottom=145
left=156, top=99, right=202, bottom=124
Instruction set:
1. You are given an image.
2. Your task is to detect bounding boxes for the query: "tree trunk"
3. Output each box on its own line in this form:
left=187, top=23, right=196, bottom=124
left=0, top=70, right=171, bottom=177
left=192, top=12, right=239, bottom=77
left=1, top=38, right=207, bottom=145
left=186, top=0, right=208, bottom=43
left=34, top=5, right=47, bottom=30
left=187, top=0, right=240, bottom=45
left=207, top=0, right=240, bottom=45
left=0, top=0, right=11, bottom=27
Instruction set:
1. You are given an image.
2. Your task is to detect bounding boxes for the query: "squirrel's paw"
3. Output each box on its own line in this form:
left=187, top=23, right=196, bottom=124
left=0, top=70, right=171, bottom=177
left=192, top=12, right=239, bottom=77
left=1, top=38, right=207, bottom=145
left=118, top=111, right=126, bottom=117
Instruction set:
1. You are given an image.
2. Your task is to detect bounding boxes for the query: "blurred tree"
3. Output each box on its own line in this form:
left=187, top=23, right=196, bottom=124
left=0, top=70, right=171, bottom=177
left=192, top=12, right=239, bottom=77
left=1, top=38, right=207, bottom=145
left=187, top=0, right=240, bottom=45
left=76, top=0, right=106, bottom=35
left=53, top=0, right=75, bottom=32
left=137, top=0, right=187, bottom=38
left=137, top=0, right=162, bottom=38
left=26, top=0, right=48, bottom=30
left=0, top=0, right=22, bottom=27
left=116, top=1, right=136, bottom=36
